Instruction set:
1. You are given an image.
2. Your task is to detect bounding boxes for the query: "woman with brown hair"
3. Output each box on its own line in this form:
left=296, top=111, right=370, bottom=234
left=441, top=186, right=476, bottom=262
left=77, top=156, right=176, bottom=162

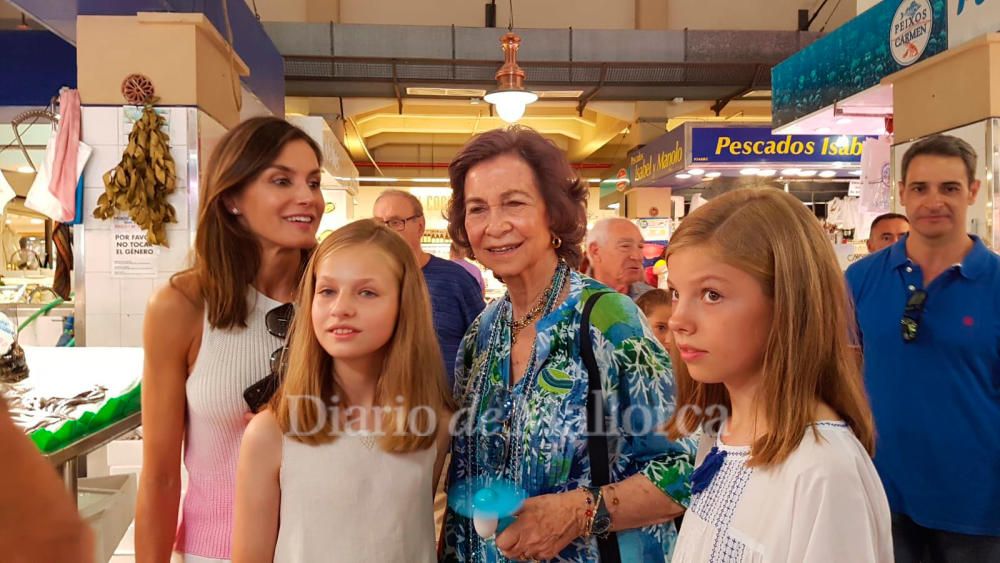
left=442, top=127, right=695, bottom=562
left=135, top=117, right=325, bottom=563
left=665, top=188, right=891, bottom=562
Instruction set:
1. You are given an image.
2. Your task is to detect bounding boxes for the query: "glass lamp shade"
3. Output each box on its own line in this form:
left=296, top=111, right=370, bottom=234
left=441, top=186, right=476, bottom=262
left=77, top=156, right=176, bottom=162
left=484, top=90, right=538, bottom=123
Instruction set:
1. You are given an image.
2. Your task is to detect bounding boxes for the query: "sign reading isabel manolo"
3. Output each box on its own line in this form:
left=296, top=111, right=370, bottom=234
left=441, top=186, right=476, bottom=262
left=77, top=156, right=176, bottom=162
left=627, top=127, right=685, bottom=187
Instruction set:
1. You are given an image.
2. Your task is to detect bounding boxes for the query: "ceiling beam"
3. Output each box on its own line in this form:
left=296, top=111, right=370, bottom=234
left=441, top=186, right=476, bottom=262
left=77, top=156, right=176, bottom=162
left=566, top=111, right=629, bottom=162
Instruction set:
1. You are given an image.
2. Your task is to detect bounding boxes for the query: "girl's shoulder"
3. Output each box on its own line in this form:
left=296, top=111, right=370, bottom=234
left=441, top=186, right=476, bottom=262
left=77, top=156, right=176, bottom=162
left=772, top=422, right=874, bottom=488
left=242, top=409, right=284, bottom=454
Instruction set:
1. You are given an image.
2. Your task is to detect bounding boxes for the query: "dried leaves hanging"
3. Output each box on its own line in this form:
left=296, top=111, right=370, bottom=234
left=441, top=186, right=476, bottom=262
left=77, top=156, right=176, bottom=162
left=93, top=99, right=177, bottom=246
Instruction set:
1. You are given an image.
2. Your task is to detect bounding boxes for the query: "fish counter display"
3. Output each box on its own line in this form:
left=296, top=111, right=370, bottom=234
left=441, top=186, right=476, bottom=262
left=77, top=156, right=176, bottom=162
left=1, top=347, right=142, bottom=478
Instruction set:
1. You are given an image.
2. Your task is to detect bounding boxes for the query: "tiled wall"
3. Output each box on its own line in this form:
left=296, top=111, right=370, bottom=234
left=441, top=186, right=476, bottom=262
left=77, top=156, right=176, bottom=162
left=80, top=107, right=224, bottom=346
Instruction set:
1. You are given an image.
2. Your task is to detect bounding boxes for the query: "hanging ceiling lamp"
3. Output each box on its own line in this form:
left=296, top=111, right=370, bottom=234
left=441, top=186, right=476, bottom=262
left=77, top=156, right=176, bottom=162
left=484, top=31, right=538, bottom=123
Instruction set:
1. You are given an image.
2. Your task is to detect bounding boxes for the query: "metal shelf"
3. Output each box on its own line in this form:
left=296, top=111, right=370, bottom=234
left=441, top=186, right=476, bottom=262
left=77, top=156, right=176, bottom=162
left=44, top=411, right=142, bottom=501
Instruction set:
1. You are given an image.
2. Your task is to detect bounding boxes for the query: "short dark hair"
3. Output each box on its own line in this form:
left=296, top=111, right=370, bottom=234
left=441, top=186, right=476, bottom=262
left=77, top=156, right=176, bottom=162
left=446, top=126, right=588, bottom=267
left=901, top=134, right=977, bottom=186
left=636, top=288, right=671, bottom=317
left=869, top=213, right=909, bottom=232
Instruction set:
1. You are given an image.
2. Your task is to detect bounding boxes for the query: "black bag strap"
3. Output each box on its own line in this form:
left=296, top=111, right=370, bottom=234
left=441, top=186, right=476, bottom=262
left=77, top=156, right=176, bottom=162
left=580, top=291, right=622, bottom=563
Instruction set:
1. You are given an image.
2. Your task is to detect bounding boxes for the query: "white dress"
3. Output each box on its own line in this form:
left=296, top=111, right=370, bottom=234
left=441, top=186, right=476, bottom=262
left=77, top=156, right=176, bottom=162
left=672, top=421, right=893, bottom=563
left=273, top=433, right=437, bottom=563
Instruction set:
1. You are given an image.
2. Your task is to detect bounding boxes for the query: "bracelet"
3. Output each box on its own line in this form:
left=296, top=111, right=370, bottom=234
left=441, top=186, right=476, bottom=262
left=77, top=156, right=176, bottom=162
left=587, top=487, right=604, bottom=536
left=579, top=488, right=598, bottom=538
left=580, top=487, right=603, bottom=537
left=606, top=484, right=620, bottom=509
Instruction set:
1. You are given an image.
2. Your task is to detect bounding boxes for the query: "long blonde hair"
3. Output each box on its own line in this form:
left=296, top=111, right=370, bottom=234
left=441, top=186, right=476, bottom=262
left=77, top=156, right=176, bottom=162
left=665, top=188, right=874, bottom=466
left=273, top=219, right=455, bottom=451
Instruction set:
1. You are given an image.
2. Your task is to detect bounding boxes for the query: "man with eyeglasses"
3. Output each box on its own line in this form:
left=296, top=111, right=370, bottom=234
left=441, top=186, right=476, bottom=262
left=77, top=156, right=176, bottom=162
left=373, top=189, right=485, bottom=384
left=846, top=135, right=1000, bottom=562
left=586, top=218, right=654, bottom=301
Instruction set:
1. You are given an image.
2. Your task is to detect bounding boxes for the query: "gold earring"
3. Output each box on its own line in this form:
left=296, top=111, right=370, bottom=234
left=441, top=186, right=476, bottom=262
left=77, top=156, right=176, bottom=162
left=551, top=235, right=562, bottom=248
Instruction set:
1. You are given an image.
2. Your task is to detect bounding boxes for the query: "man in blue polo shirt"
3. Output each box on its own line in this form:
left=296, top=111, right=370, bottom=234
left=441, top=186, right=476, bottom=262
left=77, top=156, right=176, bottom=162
left=373, top=189, right=485, bottom=384
left=846, top=134, right=1000, bottom=562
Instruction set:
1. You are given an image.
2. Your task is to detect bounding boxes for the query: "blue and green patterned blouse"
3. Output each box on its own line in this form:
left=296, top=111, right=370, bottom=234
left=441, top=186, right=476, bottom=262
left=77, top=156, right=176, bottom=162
left=443, top=272, right=696, bottom=562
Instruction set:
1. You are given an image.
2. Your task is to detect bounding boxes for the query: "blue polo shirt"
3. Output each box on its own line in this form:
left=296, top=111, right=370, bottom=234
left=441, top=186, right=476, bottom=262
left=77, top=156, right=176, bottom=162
left=423, top=255, right=486, bottom=386
left=846, top=234, right=1000, bottom=536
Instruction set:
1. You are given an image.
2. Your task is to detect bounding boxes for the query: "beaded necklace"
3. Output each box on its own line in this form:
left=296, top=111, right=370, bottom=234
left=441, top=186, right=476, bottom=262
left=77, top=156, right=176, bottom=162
left=461, top=262, right=570, bottom=561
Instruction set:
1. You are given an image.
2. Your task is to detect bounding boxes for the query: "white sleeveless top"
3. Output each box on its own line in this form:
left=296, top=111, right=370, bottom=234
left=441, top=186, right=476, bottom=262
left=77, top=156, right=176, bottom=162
left=274, top=433, right=438, bottom=563
left=177, top=289, right=284, bottom=560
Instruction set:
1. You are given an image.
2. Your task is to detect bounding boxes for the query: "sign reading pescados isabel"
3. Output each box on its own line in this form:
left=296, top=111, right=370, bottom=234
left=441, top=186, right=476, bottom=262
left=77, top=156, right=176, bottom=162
left=690, top=128, right=870, bottom=164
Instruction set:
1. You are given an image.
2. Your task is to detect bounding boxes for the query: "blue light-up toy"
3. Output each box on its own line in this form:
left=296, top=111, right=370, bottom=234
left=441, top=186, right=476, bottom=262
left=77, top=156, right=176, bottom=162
left=448, top=477, right=527, bottom=538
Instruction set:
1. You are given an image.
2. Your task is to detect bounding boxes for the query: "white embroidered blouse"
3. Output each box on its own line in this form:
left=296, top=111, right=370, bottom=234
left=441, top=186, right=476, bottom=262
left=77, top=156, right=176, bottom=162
left=672, top=422, right=894, bottom=563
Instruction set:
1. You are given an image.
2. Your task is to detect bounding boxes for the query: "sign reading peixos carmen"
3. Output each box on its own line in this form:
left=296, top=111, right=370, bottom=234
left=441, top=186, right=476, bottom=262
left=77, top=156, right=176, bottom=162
left=891, top=0, right=934, bottom=66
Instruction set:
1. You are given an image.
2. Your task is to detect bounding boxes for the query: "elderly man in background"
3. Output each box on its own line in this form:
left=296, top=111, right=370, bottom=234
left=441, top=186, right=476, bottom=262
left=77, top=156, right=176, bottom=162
left=586, top=217, right=654, bottom=300
left=372, top=189, right=485, bottom=383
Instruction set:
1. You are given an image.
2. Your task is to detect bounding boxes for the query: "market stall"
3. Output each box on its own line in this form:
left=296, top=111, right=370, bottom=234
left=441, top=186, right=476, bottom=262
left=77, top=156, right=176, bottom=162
left=771, top=0, right=1000, bottom=248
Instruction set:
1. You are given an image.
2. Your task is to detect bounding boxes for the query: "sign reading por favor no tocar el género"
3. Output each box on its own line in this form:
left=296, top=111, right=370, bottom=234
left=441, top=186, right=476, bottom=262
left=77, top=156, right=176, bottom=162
left=111, top=216, right=159, bottom=278
left=689, top=127, right=872, bottom=164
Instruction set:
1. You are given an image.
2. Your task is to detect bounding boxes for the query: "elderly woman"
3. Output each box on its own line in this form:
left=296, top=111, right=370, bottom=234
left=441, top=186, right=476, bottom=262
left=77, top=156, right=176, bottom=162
left=442, top=127, right=695, bottom=563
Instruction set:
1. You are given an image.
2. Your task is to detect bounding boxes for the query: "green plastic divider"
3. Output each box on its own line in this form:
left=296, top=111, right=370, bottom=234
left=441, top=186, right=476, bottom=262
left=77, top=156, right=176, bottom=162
left=29, top=383, right=142, bottom=454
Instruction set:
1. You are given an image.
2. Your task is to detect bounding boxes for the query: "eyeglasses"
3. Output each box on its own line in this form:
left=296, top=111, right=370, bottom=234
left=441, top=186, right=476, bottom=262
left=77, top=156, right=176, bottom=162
left=901, top=289, right=927, bottom=343
left=375, top=213, right=423, bottom=231
left=243, top=303, right=294, bottom=412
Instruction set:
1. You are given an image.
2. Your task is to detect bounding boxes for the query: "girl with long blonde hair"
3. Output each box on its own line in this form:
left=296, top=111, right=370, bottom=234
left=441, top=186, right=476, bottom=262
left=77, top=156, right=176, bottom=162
left=665, top=188, right=893, bottom=562
left=232, top=219, right=454, bottom=563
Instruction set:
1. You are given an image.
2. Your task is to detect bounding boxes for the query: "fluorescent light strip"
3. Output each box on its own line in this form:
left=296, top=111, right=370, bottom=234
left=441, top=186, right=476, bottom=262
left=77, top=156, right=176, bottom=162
left=339, top=176, right=455, bottom=184
left=356, top=176, right=400, bottom=182
left=407, top=187, right=453, bottom=196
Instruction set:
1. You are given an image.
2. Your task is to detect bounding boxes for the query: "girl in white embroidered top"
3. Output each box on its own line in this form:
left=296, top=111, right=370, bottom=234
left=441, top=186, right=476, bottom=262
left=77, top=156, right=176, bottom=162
left=665, top=188, right=893, bottom=563
left=231, top=220, right=454, bottom=563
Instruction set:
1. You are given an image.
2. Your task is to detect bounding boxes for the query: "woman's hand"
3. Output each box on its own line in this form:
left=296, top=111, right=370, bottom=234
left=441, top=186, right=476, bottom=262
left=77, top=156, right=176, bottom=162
left=495, top=490, right=587, bottom=561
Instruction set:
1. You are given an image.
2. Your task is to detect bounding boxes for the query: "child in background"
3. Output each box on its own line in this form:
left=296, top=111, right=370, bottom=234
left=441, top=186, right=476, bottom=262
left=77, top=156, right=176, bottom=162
left=232, top=220, right=454, bottom=563
left=636, top=288, right=678, bottom=366
left=665, top=188, right=892, bottom=562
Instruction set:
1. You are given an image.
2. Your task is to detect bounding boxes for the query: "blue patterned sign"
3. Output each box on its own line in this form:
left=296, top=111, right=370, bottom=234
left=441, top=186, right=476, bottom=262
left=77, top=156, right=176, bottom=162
left=772, top=0, right=948, bottom=128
